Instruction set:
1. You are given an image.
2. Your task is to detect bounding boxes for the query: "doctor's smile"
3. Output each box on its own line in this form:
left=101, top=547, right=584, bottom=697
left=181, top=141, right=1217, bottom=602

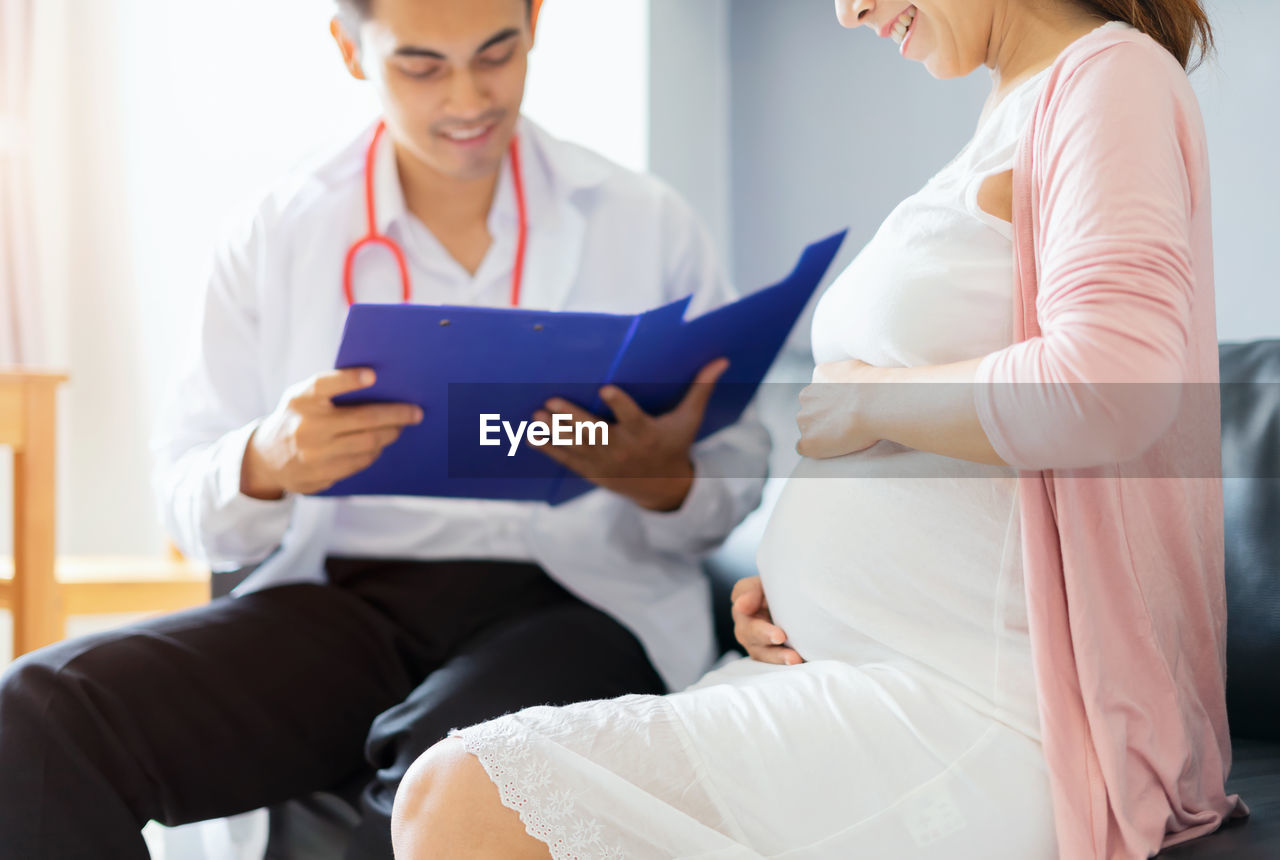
left=437, top=120, right=500, bottom=147
left=0, top=0, right=1258, bottom=858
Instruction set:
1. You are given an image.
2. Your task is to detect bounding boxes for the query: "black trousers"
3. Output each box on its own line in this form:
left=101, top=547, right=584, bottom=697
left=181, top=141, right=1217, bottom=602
left=0, top=558, right=667, bottom=860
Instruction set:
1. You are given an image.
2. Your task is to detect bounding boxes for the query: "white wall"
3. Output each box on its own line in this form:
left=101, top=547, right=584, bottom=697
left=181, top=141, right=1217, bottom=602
left=648, top=0, right=732, bottom=260
left=525, top=0, right=651, bottom=173
left=1190, top=0, right=1280, bottom=341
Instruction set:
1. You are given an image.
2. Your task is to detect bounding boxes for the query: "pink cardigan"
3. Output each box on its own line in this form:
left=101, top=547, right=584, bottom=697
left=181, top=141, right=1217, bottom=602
left=973, top=26, right=1251, bottom=859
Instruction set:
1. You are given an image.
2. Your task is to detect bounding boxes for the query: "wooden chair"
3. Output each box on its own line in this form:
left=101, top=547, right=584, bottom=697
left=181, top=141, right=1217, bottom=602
left=0, top=370, right=210, bottom=660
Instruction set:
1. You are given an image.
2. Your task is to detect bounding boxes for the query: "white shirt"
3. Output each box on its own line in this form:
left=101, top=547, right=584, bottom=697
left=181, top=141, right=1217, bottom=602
left=757, top=69, right=1054, bottom=742
left=151, top=117, right=771, bottom=691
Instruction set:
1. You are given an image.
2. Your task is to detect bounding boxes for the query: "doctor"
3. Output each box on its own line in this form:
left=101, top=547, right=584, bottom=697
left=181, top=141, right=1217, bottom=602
left=0, top=0, right=769, bottom=858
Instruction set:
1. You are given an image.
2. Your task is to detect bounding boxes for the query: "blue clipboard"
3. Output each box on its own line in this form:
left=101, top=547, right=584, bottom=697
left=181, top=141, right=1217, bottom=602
left=320, top=229, right=847, bottom=504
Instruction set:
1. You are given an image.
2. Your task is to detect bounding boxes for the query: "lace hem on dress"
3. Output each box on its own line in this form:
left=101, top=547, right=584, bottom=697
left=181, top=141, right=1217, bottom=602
left=450, top=718, right=628, bottom=860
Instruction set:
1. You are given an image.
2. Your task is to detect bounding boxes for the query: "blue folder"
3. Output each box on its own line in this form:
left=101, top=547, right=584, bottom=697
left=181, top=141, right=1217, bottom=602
left=320, top=229, right=847, bottom=504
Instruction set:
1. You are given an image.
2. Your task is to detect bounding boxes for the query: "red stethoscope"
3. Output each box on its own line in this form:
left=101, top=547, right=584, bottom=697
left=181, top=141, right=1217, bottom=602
left=342, top=119, right=530, bottom=308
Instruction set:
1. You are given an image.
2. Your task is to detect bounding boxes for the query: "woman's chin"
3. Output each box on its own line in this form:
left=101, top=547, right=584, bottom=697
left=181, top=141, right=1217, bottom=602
left=922, top=55, right=973, bottom=80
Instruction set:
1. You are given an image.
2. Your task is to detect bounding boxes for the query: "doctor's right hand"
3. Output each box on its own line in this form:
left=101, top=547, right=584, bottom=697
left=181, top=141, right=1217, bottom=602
left=731, top=576, right=804, bottom=666
left=240, top=368, right=423, bottom=500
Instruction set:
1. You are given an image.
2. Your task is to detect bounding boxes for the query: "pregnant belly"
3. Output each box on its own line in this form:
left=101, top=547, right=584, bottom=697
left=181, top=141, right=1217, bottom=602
left=755, top=442, right=1020, bottom=672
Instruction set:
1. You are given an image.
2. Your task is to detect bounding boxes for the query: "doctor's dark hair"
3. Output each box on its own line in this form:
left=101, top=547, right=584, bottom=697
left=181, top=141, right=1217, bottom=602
left=337, top=0, right=533, bottom=21
left=1074, top=0, right=1213, bottom=69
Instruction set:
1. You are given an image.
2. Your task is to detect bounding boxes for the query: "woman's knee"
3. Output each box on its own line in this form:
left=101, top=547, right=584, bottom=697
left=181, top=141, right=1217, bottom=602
left=392, top=735, right=547, bottom=859
left=395, top=736, right=459, bottom=813
left=392, top=737, right=479, bottom=857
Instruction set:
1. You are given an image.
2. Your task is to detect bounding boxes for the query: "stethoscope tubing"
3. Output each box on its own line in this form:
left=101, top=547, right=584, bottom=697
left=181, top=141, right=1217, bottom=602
left=342, top=119, right=528, bottom=308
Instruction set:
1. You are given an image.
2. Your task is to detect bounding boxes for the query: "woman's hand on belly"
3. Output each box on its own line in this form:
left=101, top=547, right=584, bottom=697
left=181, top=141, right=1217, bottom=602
left=796, top=360, right=885, bottom=459
left=731, top=576, right=805, bottom=666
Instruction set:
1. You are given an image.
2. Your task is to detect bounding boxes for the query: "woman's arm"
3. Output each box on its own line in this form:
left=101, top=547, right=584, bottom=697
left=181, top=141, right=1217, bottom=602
left=973, top=42, right=1201, bottom=471
left=796, top=357, right=1007, bottom=465
left=800, top=42, right=1204, bottom=471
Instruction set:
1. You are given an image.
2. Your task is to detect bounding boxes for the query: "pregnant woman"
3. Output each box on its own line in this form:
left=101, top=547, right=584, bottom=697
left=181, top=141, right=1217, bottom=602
left=392, top=0, right=1248, bottom=857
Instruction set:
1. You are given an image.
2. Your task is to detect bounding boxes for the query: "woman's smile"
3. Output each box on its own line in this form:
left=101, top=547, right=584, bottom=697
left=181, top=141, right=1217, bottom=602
left=888, top=5, right=918, bottom=55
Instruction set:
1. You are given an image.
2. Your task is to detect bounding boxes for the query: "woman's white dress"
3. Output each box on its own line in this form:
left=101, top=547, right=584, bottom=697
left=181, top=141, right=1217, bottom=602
left=448, top=68, right=1060, bottom=860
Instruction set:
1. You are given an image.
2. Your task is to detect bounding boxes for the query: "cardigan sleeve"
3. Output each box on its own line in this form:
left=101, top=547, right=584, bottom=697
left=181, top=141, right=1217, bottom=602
left=974, top=42, right=1200, bottom=470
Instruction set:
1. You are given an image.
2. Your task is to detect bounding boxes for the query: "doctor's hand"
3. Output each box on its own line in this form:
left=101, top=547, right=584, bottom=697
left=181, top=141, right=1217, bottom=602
left=731, top=576, right=803, bottom=666
left=240, top=368, right=423, bottom=500
left=531, top=358, right=730, bottom=513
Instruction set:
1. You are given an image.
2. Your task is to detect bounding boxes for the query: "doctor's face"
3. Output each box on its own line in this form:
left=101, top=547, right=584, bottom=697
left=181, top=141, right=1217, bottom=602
left=340, top=0, right=532, bottom=182
left=834, top=0, right=999, bottom=78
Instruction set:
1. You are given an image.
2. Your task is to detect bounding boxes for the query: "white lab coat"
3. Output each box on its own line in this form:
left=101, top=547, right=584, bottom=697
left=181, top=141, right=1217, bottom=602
left=150, top=117, right=771, bottom=692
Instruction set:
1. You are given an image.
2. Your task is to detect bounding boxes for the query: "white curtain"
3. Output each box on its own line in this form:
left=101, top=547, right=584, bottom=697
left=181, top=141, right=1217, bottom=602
left=0, top=0, right=43, bottom=366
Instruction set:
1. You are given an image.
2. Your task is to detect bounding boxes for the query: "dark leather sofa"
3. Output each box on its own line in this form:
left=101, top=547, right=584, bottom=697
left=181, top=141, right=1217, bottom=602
left=217, top=341, right=1279, bottom=858
left=707, top=340, right=1280, bottom=858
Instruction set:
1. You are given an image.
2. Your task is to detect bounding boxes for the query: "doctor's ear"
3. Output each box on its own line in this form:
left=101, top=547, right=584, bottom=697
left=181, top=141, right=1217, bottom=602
left=330, top=16, right=367, bottom=81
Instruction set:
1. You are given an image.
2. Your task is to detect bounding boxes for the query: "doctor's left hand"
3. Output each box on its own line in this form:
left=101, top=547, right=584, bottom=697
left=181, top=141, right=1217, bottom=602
left=532, top=358, right=730, bottom=513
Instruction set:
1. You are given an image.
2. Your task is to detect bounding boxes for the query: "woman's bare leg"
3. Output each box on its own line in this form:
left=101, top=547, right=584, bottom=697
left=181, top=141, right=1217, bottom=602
left=391, top=738, right=552, bottom=860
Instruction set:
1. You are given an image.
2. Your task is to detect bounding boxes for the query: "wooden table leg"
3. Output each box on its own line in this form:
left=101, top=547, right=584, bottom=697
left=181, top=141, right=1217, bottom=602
left=12, top=380, right=64, bottom=656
